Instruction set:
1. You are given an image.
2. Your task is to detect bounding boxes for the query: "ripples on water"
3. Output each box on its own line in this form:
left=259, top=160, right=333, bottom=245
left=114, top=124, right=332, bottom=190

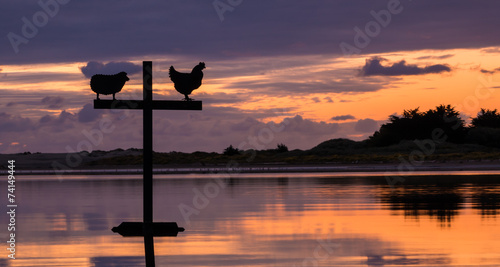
left=1, top=173, right=500, bottom=266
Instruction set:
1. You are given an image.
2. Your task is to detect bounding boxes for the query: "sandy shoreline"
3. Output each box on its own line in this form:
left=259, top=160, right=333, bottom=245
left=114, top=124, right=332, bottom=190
left=3, top=161, right=500, bottom=175
left=2, top=151, right=500, bottom=175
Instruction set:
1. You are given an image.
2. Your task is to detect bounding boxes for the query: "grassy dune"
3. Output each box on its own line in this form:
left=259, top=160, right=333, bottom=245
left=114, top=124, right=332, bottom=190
left=2, top=139, right=500, bottom=171
left=87, top=139, right=500, bottom=167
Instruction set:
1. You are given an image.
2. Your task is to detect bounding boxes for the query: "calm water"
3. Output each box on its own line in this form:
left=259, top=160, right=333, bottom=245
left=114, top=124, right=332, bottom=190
left=2, top=173, right=500, bottom=266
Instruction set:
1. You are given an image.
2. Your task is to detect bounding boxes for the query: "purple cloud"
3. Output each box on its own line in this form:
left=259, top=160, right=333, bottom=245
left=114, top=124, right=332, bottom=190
left=359, top=57, right=451, bottom=76
left=3, top=1, right=500, bottom=65
left=77, top=103, right=103, bottom=123
left=323, top=97, right=334, bottom=103
left=480, top=67, right=500, bottom=74
left=331, top=115, right=356, bottom=121
left=41, top=96, right=64, bottom=108
left=354, top=118, right=378, bottom=133
left=0, top=112, right=35, bottom=132
left=416, top=54, right=454, bottom=60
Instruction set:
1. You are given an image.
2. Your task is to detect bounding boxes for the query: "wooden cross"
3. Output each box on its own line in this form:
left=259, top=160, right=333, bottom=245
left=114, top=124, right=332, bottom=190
left=94, top=61, right=202, bottom=266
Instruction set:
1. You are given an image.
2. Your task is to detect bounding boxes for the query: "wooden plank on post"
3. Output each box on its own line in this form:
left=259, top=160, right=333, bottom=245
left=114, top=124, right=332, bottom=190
left=93, top=100, right=202, bottom=110
left=112, top=222, right=185, bottom=237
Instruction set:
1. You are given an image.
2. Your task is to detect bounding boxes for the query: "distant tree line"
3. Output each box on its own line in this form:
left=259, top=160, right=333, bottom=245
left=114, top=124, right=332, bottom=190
left=223, top=143, right=288, bottom=155
left=368, top=105, right=500, bottom=147
left=220, top=105, right=500, bottom=155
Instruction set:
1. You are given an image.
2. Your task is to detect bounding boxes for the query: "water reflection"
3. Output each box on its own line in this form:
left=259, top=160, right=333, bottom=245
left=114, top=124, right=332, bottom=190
left=378, top=175, right=500, bottom=227
left=1, top=174, right=499, bottom=266
left=470, top=189, right=500, bottom=218
left=381, top=188, right=464, bottom=227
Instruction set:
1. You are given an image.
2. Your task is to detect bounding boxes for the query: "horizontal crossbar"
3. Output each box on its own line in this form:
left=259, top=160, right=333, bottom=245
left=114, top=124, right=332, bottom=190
left=93, top=100, right=202, bottom=110
left=112, top=222, right=185, bottom=237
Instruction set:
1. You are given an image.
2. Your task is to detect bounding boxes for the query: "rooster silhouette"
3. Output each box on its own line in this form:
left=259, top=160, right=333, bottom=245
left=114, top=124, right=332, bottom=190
left=169, top=62, right=205, bottom=101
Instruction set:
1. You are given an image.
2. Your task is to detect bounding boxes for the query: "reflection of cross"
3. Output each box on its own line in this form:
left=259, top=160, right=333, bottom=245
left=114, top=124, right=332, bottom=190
left=94, top=61, right=202, bottom=266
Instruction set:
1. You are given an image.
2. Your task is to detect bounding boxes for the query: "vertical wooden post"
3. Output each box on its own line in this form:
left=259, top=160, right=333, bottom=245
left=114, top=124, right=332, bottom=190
left=143, top=61, right=155, bottom=266
left=143, top=61, right=153, bottom=224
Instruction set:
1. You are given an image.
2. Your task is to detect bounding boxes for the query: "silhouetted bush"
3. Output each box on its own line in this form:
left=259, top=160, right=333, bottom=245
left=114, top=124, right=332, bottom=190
left=471, top=109, right=500, bottom=128
left=310, top=138, right=364, bottom=155
left=223, top=145, right=241, bottom=156
left=276, top=143, right=288, bottom=153
left=368, top=105, right=467, bottom=146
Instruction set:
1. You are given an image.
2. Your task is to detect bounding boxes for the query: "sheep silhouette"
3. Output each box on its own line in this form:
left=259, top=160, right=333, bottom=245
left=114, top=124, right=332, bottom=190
left=90, top=72, right=129, bottom=100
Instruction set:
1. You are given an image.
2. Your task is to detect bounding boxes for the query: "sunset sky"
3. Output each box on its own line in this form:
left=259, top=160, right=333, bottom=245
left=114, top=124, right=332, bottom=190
left=2, top=0, right=500, bottom=153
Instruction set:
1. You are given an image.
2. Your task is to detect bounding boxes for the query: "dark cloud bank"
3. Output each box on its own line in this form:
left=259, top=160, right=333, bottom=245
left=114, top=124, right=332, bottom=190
left=480, top=67, right=500, bottom=75
left=0, top=106, right=347, bottom=153
left=331, top=115, right=356, bottom=121
left=359, top=57, right=451, bottom=76
left=3, top=1, right=500, bottom=64
left=354, top=118, right=378, bottom=133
